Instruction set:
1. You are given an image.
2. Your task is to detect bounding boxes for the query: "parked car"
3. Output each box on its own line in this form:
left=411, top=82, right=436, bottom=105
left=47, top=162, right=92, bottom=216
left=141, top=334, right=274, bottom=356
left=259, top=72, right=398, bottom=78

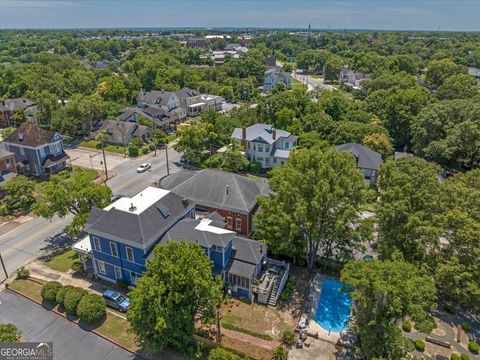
left=110, top=194, right=125, bottom=203
left=179, top=155, right=187, bottom=163
left=102, top=289, right=130, bottom=312
left=137, top=163, right=151, bottom=173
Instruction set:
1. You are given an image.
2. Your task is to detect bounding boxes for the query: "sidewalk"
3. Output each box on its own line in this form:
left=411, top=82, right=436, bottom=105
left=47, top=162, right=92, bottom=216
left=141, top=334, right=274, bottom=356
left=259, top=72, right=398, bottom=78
left=0, top=215, right=35, bottom=236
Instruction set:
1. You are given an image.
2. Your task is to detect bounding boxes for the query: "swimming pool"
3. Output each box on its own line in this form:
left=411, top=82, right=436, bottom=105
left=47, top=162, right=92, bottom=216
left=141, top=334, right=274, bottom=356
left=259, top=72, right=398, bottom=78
left=314, top=277, right=352, bottom=333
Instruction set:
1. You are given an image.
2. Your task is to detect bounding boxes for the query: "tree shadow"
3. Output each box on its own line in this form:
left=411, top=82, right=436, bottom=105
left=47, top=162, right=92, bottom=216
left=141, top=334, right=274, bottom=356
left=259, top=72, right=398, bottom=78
left=38, top=231, right=74, bottom=261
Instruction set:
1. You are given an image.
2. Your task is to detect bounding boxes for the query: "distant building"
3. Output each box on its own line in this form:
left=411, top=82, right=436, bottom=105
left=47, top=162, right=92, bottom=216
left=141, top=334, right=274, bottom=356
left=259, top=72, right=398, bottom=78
left=0, top=98, right=37, bottom=128
left=232, top=124, right=298, bottom=168
left=175, top=87, right=222, bottom=116
left=335, top=143, right=383, bottom=186
left=468, top=67, right=480, bottom=82
left=2, top=123, right=69, bottom=176
left=187, top=37, right=210, bottom=48
left=160, top=169, right=270, bottom=236
left=265, top=54, right=276, bottom=67
left=96, top=120, right=149, bottom=146
left=137, top=90, right=186, bottom=120
left=0, top=148, right=17, bottom=185
left=263, top=66, right=291, bottom=92
left=339, top=65, right=370, bottom=89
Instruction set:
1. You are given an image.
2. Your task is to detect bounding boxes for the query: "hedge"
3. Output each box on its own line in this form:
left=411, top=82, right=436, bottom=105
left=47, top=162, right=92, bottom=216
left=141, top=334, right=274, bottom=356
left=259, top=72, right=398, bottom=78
left=55, top=285, right=75, bottom=306
left=462, top=322, right=472, bottom=332
left=128, top=145, right=138, bottom=157
left=0, top=324, right=21, bottom=342
left=461, top=354, right=470, bottom=360
left=207, top=348, right=241, bottom=360
left=272, top=346, right=288, bottom=360
left=415, top=339, right=425, bottom=352
left=16, top=266, right=30, bottom=279
left=77, top=293, right=106, bottom=324
left=63, top=287, right=86, bottom=316
left=468, top=342, right=479, bottom=354
left=402, top=320, right=412, bottom=332
left=41, top=281, right=63, bottom=305
left=451, top=355, right=461, bottom=360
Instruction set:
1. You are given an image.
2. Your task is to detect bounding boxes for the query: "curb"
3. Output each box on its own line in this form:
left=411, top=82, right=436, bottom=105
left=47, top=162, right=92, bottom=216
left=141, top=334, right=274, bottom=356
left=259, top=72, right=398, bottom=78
left=4, top=282, right=145, bottom=359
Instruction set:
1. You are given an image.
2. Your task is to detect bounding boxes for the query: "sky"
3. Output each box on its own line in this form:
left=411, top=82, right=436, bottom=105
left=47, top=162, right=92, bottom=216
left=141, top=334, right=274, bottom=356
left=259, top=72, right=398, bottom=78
left=0, top=0, right=479, bottom=31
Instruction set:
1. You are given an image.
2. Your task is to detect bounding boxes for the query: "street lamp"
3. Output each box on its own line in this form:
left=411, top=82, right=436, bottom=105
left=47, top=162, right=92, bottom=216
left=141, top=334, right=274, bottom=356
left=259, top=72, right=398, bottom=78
left=89, top=154, right=94, bottom=170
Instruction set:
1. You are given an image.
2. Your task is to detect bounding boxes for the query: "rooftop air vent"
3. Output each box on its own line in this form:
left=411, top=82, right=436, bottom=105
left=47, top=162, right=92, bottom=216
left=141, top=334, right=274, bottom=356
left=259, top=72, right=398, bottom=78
left=129, top=203, right=137, bottom=212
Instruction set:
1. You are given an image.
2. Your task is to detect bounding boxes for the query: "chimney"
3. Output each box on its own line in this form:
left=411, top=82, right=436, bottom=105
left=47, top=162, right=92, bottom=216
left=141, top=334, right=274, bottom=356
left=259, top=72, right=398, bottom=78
left=18, top=132, right=24, bottom=141
left=259, top=245, right=263, bottom=254
left=182, top=198, right=189, bottom=207
left=272, top=128, right=276, bottom=140
left=241, top=127, right=246, bottom=140
left=129, top=203, right=137, bottom=212
left=226, top=184, right=229, bottom=195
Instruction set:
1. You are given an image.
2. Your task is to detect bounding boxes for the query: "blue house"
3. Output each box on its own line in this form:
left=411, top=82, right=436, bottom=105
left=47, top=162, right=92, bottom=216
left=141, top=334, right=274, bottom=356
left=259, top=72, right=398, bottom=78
left=75, top=186, right=289, bottom=304
left=1, top=123, right=69, bottom=176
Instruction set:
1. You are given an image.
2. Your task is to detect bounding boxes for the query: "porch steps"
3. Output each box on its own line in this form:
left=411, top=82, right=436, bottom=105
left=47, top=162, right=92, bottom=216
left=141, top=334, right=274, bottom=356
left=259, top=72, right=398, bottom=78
left=267, top=276, right=281, bottom=306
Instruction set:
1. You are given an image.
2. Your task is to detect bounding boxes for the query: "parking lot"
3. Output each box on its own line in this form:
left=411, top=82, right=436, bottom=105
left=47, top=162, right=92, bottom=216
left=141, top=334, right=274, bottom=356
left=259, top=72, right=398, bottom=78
left=66, top=148, right=131, bottom=171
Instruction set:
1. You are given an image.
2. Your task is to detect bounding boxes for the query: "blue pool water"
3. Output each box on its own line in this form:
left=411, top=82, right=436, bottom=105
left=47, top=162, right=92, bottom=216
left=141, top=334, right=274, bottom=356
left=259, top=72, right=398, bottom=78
left=314, top=277, right=352, bottom=333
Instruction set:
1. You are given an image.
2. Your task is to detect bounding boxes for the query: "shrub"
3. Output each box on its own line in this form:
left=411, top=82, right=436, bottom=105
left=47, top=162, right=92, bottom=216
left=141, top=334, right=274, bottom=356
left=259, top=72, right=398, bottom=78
left=462, top=322, right=472, bottom=332
left=279, top=275, right=296, bottom=303
left=415, top=339, right=425, bottom=352
left=272, top=346, right=288, bottom=360
left=55, top=285, right=75, bottom=306
left=148, top=143, right=156, bottom=151
left=128, top=145, right=138, bottom=157
left=16, top=266, right=30, bottom=279
left=468, top=342, right=479, bottom=354
left=63, top=287, right=86, bottom=316
left=77, top=293, right=106, bottom=324
left=461, top=354, right=470, bottom=360
left=451, top=354, right=461, bottom=360
left=414, top=316, right=436, bottom=334
left=141, top=145, right=150, bottom=155
left=41, top=281, right=63, bottom=305
left=0, top=324, right=21, bottom=342
left=444, top=303, right=457, bottom=315
left=402, top=320, right=412, bottom=332
left=116, top=278, right=129, bottom=292
left=281, top=328, right=295, bottom=347
left=207, top=348, right=240, bottom=360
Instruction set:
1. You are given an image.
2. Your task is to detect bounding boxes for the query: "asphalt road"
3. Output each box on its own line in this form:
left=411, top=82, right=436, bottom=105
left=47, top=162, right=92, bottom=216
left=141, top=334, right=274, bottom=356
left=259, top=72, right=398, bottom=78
left=0, top=146, right=182, bottom=280
left=0, top=290, right=138, bottom=360
left=291, top=71, right=335, bottom=92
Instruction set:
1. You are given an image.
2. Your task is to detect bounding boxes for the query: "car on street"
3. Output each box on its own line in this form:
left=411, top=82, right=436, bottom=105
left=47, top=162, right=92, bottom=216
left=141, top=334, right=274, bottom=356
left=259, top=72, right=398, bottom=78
left=102, top=289, right=130, bottom=312
left=137, top=163, right=151, bottom=173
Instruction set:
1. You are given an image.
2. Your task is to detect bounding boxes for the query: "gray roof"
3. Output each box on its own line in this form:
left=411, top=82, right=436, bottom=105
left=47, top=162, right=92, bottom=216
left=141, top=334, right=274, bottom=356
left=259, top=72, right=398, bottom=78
left=175, top=87, right=199, bottom=99
left=85, top=192, right=194, bottom=249
left=0, top=148, right=14, bottom=159
left=335, top=143, right=383, bottom=171
left=225, top=258, right=256, bottom=278
left=137, top=90, right=176, bottom=106
left=99, top=120, right=148, bottom=138
left=159, top=217, right=234, bottom=249
left=272, top=149, right=291, bottom=159
left=0, top=98, right=36, bottom=112
left=160, top=169, right=269, bottom=214
left=232, top=124, right=297, bottom=145
left=226, top=237, right=266, bottom=278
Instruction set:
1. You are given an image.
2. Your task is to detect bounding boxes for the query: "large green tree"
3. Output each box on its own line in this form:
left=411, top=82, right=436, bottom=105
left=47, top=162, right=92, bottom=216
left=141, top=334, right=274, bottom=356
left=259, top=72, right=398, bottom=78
left=1, top=175, right=35, bottom=213
left=341, top=259, right=437, bottom=360
left=425, top=59, right=467, bottom=88
left=377, top=157, right=444, bottom=263
left=254, top=146, right=366, bottom=270
left=174, top=122, right=218, bottom=164
left=33, top=169, right=111, bottom=235
left=127, top=241, right=223, bottom=353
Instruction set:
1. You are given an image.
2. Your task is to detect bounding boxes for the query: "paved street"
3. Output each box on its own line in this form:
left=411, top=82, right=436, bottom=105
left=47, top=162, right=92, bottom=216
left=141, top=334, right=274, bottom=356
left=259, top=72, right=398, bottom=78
left=291, top=71, right=335, bottom=92
left=0, top=145, right=182, bottom=280
left=0, top=290, right=137, bottom=360
left=66, top=148, right=130, bottom=171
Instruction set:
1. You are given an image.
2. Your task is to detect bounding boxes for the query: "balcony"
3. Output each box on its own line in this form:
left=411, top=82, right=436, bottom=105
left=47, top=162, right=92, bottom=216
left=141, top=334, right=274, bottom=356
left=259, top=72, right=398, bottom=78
left=252, top=258, right=290, bottom=306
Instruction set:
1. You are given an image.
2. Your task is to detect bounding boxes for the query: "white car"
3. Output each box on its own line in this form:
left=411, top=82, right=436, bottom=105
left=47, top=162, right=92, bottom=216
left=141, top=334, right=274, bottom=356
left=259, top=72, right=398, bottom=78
left=137, top=163, right=151, bottom=173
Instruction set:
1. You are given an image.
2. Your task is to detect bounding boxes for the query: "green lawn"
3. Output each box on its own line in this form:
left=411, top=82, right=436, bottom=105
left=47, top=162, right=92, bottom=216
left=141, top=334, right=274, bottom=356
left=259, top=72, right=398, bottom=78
left=10, top=279, right=43, bottom=302
left=44, top=248, right=81, bottom=272
left=79, top=140, right=126, bottom=155
left=291, top=78, right=307, bottom=91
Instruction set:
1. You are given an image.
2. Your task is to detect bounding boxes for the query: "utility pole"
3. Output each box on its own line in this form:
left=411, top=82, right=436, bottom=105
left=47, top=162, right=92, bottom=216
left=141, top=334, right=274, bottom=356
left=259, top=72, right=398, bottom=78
left=0, top=253, right=8, bottom=284
left=165, top=144, right=170, bottom=176
left=101, top=140, right=108, bottom=182
left=89, top=154, right=94, bottom=171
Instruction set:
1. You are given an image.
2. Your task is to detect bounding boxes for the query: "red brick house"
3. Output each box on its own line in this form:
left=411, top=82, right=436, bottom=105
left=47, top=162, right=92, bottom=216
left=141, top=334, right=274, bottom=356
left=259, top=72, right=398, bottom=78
left=0, top=98, right=37, bottom=128
left=0, top=148, right=17, bottom=184
left=160, top=169, right=269, bottom=236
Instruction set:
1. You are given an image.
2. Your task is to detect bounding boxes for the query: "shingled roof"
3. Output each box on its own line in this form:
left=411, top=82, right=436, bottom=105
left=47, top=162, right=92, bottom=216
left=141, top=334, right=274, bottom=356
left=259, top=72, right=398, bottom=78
left=3, top=123, right=62, bottom=148
left=335, top=143, right=383, bottom=171
left=232, top=123, right=297, bottom=145
left=160, top=169, right=270, bottom=214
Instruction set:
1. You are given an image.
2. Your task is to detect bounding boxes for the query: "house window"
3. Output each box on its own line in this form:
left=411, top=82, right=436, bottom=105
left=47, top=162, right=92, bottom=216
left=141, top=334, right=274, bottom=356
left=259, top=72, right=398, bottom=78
left=265, top=145, right=270, bottom=152
left=20, top=147, right=25, bottom=156
left=110, top=242, right=118, bottom=257
left=39, top=147, right=45, bottom=159
left=130, top=271, right=138, bottom=285
left=226, top=217, right=233, bottom=229
left=97, top=261, right=106, bottom=275
left=5, top=158, right=11, bottom=169
left=235, top=218, right=242, bottom=231
left=247, top=142, right=251, bottom=149
left=258, top=144, right=264, bottom=152
left=256, top=157, right=263, bottom=163
left=273, top=157, right=277, bottom=164
left=126, top=247, right=134, bottom=262
left=284, top=142, right=289, bottom=149
left=265, top=157, right=270, bottom=164
left=114, top=266, right=122, bottom=280
left=92, top=236, right=101, bottom=251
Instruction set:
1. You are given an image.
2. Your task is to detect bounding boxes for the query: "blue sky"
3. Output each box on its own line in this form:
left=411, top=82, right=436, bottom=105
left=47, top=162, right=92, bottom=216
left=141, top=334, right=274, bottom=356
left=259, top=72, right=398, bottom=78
left=0, top=0, right=479, bottom=31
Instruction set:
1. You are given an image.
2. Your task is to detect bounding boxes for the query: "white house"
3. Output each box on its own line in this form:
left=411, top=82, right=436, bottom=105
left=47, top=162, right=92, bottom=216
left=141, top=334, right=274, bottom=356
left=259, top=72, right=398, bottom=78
left=339, top=65, right=370, bottom=89
left=263, top=66, right=291, bottom=92
left=232, top=124, right=298, bottom=168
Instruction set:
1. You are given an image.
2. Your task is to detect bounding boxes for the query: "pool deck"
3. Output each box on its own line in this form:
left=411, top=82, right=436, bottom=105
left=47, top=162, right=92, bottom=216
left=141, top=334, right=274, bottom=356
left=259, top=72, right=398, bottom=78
left=300, top=274, right=344, bottom=344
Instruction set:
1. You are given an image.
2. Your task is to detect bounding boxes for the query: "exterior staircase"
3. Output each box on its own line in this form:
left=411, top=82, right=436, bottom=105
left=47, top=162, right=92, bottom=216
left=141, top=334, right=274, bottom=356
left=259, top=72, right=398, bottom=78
left=267, top=276, right=281, bottom=306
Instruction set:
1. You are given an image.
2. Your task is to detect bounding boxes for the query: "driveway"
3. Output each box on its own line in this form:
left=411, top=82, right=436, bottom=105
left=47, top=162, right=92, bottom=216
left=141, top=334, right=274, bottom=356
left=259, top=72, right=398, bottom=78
left=0, top=290, right=138, bottom=360
left=66, top=148, right=130, bottom=171
left=291, top=71, right=335, bottom=92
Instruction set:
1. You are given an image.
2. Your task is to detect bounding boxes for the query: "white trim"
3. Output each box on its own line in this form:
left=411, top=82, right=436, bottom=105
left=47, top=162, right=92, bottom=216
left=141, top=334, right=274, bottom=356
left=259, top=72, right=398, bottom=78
left=92, top=236, right=101, bottom=251
left=109, top=242, right=118, bottom=257
left=114, top=266, right=122, bottom=279
left=126, top=246, right=135, bottom=262
left=130, top=271, right=139, bottom=285
left=97, top=260, right=106, bottom=275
